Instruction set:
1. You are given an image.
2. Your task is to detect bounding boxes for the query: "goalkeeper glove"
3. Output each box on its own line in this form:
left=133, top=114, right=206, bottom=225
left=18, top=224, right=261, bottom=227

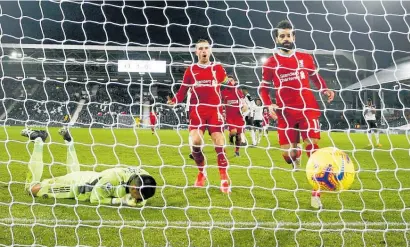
left=111, top=194, right=138, bottom=207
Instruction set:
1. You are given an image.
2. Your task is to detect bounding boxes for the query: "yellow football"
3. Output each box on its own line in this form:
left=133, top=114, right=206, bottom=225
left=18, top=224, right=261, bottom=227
left=306, top=147, right=355, bottom=191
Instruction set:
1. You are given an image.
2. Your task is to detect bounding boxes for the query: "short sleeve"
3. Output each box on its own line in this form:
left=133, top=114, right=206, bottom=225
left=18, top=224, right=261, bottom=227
left=307, top=54, right=318, bottom=76
left=262, top=59, right=274, bottom=82
left=215, top=64, right=228, bottom=84
left=183, top=68, right=193, bottom=85
left=237, top=88, right=245, bottom=99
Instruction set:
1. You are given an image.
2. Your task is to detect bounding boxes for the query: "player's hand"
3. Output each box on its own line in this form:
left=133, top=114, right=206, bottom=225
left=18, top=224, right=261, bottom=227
left=323, top=90, right=335, bottom=103
left=241, top=104, right=248, bottom=114
left=124, top=194, right=138, bottom=207
left=166, top=96, right=175, bottom=105
left=268, top=104, right=278, bottom=120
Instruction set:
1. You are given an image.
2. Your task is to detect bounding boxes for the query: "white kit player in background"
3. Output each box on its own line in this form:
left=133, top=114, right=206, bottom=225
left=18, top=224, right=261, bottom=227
left=252, top=99, right=264, bottom=145
left=364, top=98, right=382, bottom=147
left=242, top=89, right=255, bottom=146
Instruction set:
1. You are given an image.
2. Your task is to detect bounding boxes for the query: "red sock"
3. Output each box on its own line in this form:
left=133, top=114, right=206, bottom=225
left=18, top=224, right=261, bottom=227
left=192, top=147, right=204, bottom=173
left=282, top=148, right=301, bottom=164
left=306, top=144, right=319, bottom=158
left=215, top=147, right=228, bottom=179
left=283, top=155, right=294, bottom=164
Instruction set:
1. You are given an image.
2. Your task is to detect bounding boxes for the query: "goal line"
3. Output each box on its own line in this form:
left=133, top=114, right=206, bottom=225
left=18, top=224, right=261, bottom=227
left=0, top=218, right=407, bottom=231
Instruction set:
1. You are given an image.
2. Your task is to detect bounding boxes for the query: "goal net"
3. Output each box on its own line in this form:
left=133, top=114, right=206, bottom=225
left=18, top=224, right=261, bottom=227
left=1, top=1, right=409, bottom=246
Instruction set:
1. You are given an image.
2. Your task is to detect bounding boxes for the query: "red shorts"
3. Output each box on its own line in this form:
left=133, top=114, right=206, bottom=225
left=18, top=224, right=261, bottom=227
left=226, top=117, right=245, bottom=134
left=189, top=108, right=224, bottom=135
left=277, top=114, right=321, bottom=145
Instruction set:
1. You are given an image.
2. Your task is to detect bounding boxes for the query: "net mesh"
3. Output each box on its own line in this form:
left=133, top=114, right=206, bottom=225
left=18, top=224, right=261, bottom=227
left=0, top=1, right=410, bottom=246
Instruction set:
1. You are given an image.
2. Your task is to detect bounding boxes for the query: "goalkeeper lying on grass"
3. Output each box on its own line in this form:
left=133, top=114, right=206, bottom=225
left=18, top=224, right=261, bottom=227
left=22, top=127, right=157, bottom=207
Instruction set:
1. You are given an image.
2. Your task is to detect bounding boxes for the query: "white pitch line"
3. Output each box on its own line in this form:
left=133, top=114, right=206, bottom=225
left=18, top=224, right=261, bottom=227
left=0, top=218, right=408, bottom=228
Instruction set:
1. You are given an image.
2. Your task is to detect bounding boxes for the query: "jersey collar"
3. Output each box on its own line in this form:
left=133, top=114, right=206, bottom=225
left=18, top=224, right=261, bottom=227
left=275, top=48, right=296, bottom=58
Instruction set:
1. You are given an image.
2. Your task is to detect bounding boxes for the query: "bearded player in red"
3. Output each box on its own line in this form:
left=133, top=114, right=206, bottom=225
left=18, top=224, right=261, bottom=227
left=168, top=39, right=233, bottom=194
left=259, top=20, right=335, bottom=209
left=221, top=75, right=248, bottom=157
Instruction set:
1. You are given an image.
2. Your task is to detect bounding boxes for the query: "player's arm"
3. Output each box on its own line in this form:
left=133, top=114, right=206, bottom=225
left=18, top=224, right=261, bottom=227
left=307, top=55, right=335, bottom=103
left=168, top=69, right=192, bottom=105
left=234, top=88, right=248, bottom=113
left=215, top=64, right=234, bottom=86
left=259, top=60, right=278, bottom=119
left=89, top=176, right=139, bottom=206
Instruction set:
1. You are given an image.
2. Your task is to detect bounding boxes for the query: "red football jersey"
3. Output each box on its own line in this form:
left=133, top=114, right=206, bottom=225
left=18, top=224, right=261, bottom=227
left=260, top=51, right=328, bottom=118
left=221, top=87, right=244, bottom=119
left=172, top=63, right=228, bottom=108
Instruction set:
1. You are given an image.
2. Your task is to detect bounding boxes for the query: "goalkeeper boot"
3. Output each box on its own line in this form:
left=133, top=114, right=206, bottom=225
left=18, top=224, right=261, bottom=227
left=311, top=191, right=322, bottom=209
left=194, top=172, right=206, bottom=187
left=58, top=127, right=72, bottom=142
left=234, top=151, right=240, bottom=157
left=21, top=128, right=48, bottom=142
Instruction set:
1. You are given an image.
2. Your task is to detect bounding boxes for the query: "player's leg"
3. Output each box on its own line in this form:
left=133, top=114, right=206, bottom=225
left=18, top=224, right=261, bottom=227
left=277, top=118, right=301, bottom=169
left=300, top=118, right=322, bottom=209
left=189, top=111, right=207, bottom=187
left=188, top=133, right=194, bottom=160
left=301, top=118, right=321, bottom=158
left=209, top=112, right=230, bottom=194
left=372, top=121, right=381, bottom=147
left=366, top=121, right=373, bottom=146
left=21, top=128, right=48, bottom=193
left=228, top=126, right=238, bottom=153
left=58, top=127, right=80, bottom=174
left=228, top=124, right=236, bottom=146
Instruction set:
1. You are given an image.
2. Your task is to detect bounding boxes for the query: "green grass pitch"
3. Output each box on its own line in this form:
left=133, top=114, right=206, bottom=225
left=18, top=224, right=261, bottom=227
left=0, top=126, right=409, bottom=246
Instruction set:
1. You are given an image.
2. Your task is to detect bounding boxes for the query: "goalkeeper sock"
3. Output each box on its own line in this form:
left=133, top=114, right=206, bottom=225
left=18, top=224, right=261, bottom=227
left=66, top=140, right=80, bottom=174
left=306, top=144, right=319, bottom=158
left=215, top=147, right=228, bottom=179
left=26, top=138, right=44, bottom=191
left=192, top=147, right=205, bottom=173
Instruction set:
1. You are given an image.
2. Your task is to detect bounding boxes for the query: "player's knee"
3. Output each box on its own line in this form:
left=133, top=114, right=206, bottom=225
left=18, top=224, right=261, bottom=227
left=212, top=133, right=225, bottom=146
left=230, top=129, right=237, bottom=136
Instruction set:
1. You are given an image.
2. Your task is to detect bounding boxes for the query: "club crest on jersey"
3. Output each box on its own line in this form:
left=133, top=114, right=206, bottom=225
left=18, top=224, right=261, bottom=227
left=298, top=60, right=304, bottom=68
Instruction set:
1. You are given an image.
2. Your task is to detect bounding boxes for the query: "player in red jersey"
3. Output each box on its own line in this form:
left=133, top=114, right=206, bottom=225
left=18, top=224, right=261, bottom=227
left=259, top=20, right=335, bottom=208
left=168, top=39, right=234, bottom=194
left=149, top=109, right=157, bottom=134
left=221, top=75, right=248, bottom=157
